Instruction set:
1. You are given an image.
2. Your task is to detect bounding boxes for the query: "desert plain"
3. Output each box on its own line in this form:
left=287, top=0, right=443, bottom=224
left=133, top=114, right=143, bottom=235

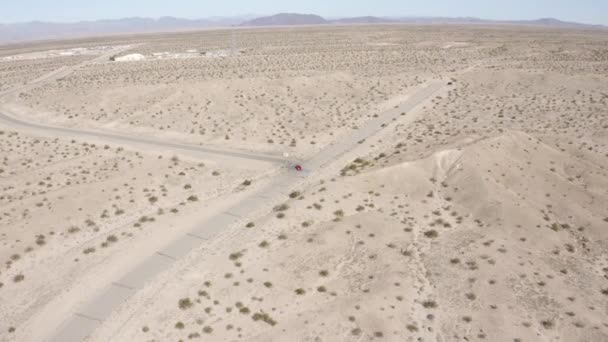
left=0, top=24, right=607, bottom=342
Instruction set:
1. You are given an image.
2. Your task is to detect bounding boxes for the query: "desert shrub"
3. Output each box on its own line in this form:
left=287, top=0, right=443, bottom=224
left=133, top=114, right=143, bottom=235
left=273, top=203, right=289, bottom=212
left=229, top=252, right=243, bottom=261
left=178, top=298, right=193, bottom=310
left=422, top=300, right=437, bottom=308
left=424, top=230, right=438, bottom=238
left=252, top=312, right=277, bottom=326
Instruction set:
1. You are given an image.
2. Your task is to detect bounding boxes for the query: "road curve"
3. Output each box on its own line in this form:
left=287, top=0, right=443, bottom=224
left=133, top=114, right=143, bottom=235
left=0, top=44, right=288, bottom=166
left=42, top=80, right=445, bottom=342
left=0, top=109, right=288, bottom=164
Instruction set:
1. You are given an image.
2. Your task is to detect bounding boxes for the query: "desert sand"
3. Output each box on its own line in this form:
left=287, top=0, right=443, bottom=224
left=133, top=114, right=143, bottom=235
left=0, top=24, right=607, bottom=342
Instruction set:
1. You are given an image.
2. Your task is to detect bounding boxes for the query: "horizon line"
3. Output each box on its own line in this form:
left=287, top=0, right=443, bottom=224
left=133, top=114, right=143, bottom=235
left=0, top=13, right=605, bottom=27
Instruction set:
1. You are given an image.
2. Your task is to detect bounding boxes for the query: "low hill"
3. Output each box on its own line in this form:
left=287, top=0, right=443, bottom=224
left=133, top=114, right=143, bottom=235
left=241, top=13, right=328, bottom=26
left=392, top=16, right=606, bottom=29
left=331, top=16, right=398, bottom=24
left=509, top=17, right=606, bottom=29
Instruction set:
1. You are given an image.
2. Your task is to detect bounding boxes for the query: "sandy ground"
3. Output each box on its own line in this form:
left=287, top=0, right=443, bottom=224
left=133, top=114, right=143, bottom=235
left=0, top=55, right=91, bottom=93
left=0, top=24, right=607, bottom=341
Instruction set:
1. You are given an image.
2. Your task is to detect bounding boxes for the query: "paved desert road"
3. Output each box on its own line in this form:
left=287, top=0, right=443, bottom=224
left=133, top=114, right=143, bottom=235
left=0, top=109, right=289, bottom=165
left=0, top=45, right=288, bottom=166
left=41, top=80, right=445, bottom=342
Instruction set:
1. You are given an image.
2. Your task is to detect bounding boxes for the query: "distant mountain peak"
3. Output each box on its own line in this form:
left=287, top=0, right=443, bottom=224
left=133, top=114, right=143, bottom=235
left=537, top=17, right=562, bottom=22
left=332, top=16, right=398, bottom=24
left=241, top=13, right=328, bottom=26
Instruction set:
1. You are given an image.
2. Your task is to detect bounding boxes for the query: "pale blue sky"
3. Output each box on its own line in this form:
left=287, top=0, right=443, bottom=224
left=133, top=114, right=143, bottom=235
left=1, top=0, right=607, bottom=25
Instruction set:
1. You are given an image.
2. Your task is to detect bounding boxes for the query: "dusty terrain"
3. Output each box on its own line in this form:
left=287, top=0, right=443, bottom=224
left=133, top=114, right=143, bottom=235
left=0, top=25, right=607, bottom=342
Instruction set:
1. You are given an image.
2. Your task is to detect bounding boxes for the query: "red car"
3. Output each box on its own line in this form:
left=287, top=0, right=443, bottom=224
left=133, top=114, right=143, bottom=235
left=295, top=164, right=303, bottom=171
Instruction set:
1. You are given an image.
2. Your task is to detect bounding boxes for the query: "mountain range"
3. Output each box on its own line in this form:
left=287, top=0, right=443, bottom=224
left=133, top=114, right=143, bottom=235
left=1, top=13, right=605, bottom=45
left=241, top=13, right=606, bottom=29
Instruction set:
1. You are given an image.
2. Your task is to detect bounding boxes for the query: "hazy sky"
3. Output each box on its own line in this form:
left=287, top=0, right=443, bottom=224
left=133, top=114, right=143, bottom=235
left=1, top=0, right=607, bottom=25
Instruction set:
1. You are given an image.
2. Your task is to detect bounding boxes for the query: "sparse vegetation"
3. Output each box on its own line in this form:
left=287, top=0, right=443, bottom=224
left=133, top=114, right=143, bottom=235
left=424, top=230, right=439, bottom=238
left=422, top=300, right=437, bottom=308
left=252, top=311, right=277, bottom=326
left=2, top=24, right=608, bottom=342
left=178, top=298, right=193, bottom=310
